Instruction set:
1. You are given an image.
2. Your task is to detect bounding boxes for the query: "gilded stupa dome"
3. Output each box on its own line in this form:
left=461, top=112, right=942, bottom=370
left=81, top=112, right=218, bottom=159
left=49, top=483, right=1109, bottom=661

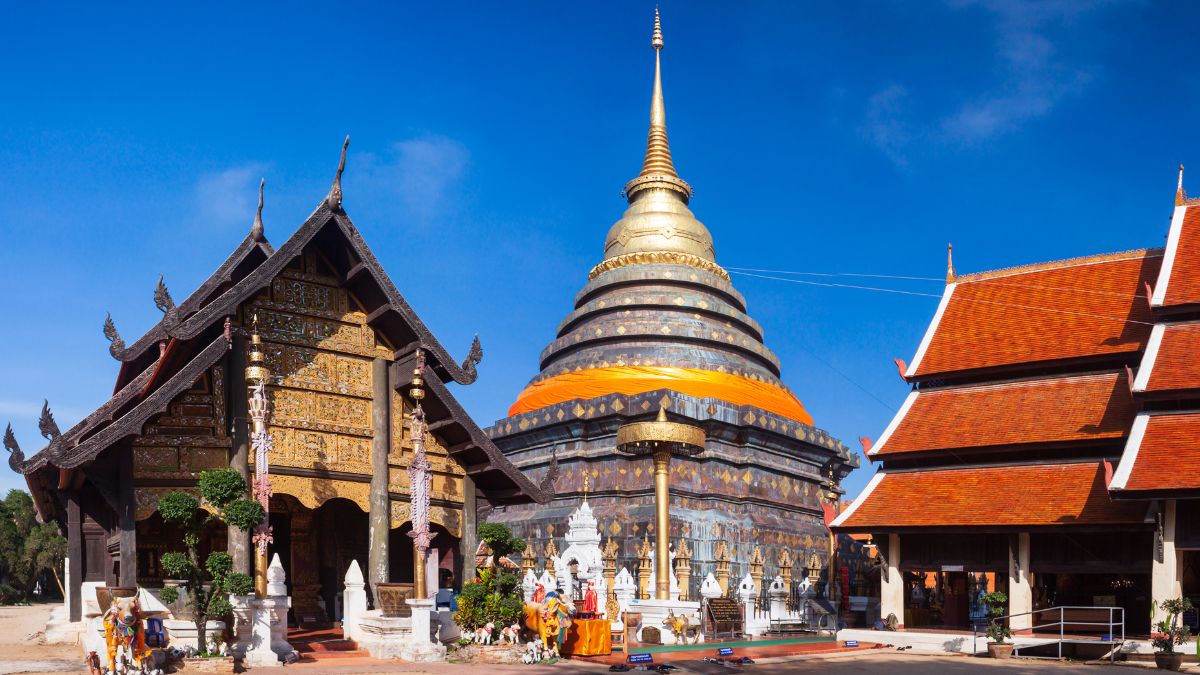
left=510, top=10, right=812, bottom=426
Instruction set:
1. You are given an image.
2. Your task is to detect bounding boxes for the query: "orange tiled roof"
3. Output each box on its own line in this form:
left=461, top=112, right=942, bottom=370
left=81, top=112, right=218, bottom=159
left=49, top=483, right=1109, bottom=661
left=874, top=372, right=1134, bottom=456
left=1143, top=323, right=1200, bottom=393
left=1162, top=206, right=1200, bottom=307
left=834, top=462, right=1147, bottom=530
left=911, top=251, right=1161, bottom=378
left=1117, top=413, right=1200, bottom=493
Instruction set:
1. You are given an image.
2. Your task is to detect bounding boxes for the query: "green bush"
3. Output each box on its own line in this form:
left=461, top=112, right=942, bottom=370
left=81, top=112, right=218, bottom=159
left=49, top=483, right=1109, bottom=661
left=453, top=524, right=527, bottom=632
left=198, top=469, right=247, bottom=509
left=222, top=499, right=265, bottom=532
left=225, top=573, right=253, bottom=596
left=160, top=551, right=193, bottom=578
left=158, top=492, right=201, bottom=529
left=159, top=586, right=179, bottom=604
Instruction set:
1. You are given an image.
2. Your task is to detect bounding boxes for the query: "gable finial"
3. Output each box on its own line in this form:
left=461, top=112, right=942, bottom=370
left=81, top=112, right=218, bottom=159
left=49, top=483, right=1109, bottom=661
left=38, top=400, right=61, bottom=441
left=946, top=243, right=956, bottom=284
left=154, top=275, right=176, bottom=314
left=326, top=135, right=350, bottom=209
left=3, top=423, right=22, bottom=470
left=251, top=177, right=266, bottom=241
left=103, top=312, right=126, bottom=358
left=1177, top=164, right=1187, bottom=206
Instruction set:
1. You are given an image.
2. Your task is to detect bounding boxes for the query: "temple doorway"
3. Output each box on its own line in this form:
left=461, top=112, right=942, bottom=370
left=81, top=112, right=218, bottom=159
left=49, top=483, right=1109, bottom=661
left=269, top=494, right=368, bottom=628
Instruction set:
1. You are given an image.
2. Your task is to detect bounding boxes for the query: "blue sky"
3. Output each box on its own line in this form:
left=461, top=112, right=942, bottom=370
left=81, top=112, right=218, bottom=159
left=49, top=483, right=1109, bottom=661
left=1, top=1, right=1197, bottom=500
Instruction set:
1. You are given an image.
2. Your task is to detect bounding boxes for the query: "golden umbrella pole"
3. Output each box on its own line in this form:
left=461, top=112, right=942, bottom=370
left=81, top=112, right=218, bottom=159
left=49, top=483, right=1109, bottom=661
left=616, top=407, right=705, bottom=601
left=245, top=317, right=274, bottom=599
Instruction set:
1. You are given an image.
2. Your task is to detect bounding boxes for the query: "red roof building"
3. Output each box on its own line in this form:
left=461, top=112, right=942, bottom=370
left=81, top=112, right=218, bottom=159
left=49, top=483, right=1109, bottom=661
left=835, top=171, right=1200, bottom=635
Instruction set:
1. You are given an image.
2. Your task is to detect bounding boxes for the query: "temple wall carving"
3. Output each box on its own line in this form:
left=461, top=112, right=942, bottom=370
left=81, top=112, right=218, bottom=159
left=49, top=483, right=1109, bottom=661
left=133, top=368, right=230, bottom=485
left=390, top=500, right=462, bottom=538
left=269, top=474, right=370, bottom=513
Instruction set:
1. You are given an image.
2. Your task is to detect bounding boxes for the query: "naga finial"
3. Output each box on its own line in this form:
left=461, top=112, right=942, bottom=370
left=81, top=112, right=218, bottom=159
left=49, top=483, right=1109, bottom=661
left=154, top=275, right=176, bottom=314
left=459, top=335, right=484, bottom=382
left=251, top=177, right=266, bottom=241
left=539, top=451, right=560, bottom=493
left=38, top=400, right=61, bottom=441
left=3, top=423, right=22, bottom=471
left=103, top=312, right=126, bottom=358
left=326, top=135, right=350, bottom=209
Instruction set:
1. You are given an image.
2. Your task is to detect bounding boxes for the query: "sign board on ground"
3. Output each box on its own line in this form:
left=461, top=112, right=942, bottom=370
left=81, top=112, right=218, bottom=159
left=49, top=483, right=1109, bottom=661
left=628, top=654, right=653, bottom=664
left=706, top=598, right=742, bottom=622
left=844, top=640, right=859, bottom=647
left=718, top=647, right=734, bottom=656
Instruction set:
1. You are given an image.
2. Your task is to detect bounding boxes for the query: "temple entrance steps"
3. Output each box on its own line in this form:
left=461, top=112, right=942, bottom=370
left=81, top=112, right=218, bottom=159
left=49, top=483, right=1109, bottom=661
left=289, top=626, right=369, bottom=660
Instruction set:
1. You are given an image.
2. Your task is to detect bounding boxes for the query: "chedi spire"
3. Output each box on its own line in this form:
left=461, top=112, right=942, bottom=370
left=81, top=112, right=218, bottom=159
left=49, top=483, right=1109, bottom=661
left=624, top=8, right=692, bottom=204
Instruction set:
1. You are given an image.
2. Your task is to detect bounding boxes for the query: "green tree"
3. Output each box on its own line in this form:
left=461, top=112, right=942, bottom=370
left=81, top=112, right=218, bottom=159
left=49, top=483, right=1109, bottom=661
left=157, top=469, right=262, bottom=654
left=454, top=523, right=526, bottom=631
left=23, top=522, right=66, bottom=597
left=0, top=490, right=41, bottom=599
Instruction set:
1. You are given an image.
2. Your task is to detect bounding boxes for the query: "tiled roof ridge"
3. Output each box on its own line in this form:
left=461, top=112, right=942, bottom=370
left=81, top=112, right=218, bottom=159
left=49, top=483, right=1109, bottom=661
left=919, top=369, right=1122, bottom=394
left=956, top=247, right=1163, bottom=284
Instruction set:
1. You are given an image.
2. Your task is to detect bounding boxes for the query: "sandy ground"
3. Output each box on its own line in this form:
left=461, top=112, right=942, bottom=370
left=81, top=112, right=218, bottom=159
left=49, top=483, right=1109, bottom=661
left=0, top=604, right=1184, bottom=674
left=0, top=603, right=87, bottom=674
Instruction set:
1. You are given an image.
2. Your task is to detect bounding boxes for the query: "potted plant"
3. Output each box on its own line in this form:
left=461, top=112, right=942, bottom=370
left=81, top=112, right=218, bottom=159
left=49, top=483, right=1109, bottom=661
left=1152, top=598, right=1193, bottom=671
left=156, top=468, right=263, bottom=660
left=980, top=591, right=1013, bottom=659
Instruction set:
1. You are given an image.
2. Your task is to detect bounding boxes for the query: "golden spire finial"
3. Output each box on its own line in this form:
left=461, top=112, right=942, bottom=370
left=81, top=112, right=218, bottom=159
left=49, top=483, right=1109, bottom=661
left=1177, top=164, right=1187, bottom=206
left=623, top=8, right=693, bottom=204
left=641, top=8, right=675, bottom=179
left=946, top=243, right=956, bottom=284
left=582, top=469, right=590, bottom=499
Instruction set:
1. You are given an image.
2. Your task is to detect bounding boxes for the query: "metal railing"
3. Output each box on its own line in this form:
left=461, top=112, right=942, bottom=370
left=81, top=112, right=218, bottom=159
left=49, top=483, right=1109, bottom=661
left=971, top=606, right=1125, bottom=662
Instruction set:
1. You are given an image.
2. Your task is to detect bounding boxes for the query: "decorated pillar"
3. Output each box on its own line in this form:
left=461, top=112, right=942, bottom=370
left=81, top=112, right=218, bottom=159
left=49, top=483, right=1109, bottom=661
left=715, top=540, right=731, bottom=596
left=674, top=538, right=692, bottom=601
left=245, top=317, right=273, bottom=599
left=615, top=406, right=705, bottom=601
left=406, top=350, right=434, bottom=601
left=1153, top=500, right=1183, bottom=626
left=636, top=535, right=653, bottom=600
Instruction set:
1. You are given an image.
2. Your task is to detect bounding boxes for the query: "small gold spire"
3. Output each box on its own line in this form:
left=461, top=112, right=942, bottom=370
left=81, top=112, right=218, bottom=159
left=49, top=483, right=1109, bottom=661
left=946, top=243, right=956, bottom=284
left=1177, top=164, right=1187, bottom=206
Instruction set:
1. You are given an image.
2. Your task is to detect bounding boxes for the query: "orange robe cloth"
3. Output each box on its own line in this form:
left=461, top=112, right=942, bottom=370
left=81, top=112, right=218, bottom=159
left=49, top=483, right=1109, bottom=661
left=510, top=366, right=813, bottom=426
left=561, top=618, right=612, bottom=656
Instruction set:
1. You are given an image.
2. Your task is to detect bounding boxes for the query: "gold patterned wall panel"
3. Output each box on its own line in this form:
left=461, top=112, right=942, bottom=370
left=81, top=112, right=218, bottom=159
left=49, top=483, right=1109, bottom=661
left=390, top=501, right=463, bottom=538
left=270, top=474, right=370, bottom=513
left=388, top=467, right=465, bottom=504
left=268, top=388, right=372, bottom=437
left=266, top=427, right=373, bottom=475
left=266, top=345, right=373, bottom=399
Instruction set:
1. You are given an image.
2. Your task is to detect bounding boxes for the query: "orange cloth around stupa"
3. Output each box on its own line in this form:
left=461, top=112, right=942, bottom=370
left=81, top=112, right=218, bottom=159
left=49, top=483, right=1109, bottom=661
left=509, top=365, right=814, bottom=426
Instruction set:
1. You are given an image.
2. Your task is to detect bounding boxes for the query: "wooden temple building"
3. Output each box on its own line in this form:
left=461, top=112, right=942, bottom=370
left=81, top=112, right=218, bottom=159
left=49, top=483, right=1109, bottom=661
left=484, top=11, right=858, bottom=589
left=3, top=141, right=546, bottom=627
left=832, top=170, right=1200, bottom=635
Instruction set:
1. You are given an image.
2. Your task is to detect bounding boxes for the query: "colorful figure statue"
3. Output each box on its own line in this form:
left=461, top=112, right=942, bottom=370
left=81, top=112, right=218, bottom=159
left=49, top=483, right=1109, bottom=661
left=538, top=590, right=573, bottom=653
left=582, top=581, right=598, bottom=615
left=102, top=595, right=151, bottom=674
left=532, top=582, right=546, bottom=604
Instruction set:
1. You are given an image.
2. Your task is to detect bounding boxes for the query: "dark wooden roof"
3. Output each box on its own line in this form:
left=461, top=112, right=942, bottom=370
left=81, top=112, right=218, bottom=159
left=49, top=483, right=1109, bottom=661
left=11, top=191, right=545, bottom=506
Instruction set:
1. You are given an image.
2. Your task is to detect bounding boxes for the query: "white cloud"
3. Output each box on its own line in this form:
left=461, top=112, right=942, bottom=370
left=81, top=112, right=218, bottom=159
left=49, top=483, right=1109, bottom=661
left=860, top=85, right=914, bottom=169
left=860, top=0, right=1125, bottom=163
left=358, top=135, right=470, bottom=227
left=193, top=163, right=269, bottom=229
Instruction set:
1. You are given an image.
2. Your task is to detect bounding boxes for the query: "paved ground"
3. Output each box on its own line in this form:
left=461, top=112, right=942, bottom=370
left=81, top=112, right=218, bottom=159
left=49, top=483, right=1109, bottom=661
left=0, top=605, right=1192, bottom=674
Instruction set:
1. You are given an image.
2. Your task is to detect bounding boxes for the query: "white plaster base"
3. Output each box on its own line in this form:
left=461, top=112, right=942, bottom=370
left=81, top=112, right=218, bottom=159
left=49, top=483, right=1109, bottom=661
left=356, top=610, right=414, bottom=659
left=163, top=619, right=226, bottom=652
left=626, top=598, right=703, bottom=645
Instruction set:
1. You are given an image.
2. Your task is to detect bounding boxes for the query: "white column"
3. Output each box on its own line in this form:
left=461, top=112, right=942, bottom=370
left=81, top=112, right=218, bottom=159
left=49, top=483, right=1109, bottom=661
left=880, top=534, right=904, bottom=626
left=1008, top=533, right=1032, bottom=631
left=1153, top=500, right=1183, bottom=624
